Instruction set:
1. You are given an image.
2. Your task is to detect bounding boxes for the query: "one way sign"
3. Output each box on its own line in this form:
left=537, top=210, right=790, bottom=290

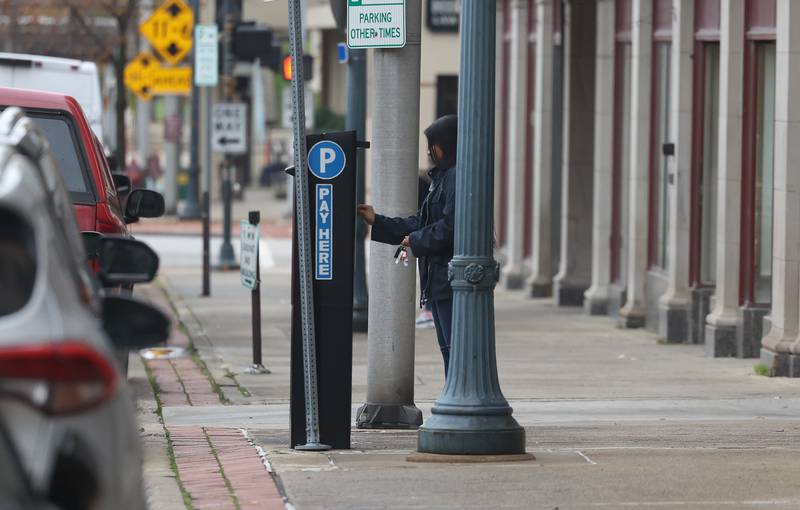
left=212, top=103, right=247, bottom=154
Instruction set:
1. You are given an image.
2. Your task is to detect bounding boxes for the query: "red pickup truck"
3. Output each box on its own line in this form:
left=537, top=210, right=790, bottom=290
left=0, top=87, right=163, bottom=235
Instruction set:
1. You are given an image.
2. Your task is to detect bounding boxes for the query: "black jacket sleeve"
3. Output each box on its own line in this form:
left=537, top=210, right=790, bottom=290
left=371, top=214, right=419, bottom=245
left=408, top=171, right=455, bottom=257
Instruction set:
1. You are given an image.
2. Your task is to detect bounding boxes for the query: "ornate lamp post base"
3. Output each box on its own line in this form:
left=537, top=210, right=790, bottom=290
left=417, top=413, right=526, bottom=455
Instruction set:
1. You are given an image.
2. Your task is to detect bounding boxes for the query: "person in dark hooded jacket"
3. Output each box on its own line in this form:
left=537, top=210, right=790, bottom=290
left=357, top=114, right=458, bottom=377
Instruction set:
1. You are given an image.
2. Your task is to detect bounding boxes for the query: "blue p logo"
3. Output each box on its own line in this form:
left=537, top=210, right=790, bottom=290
left=308, top=140, right=346, bottom=180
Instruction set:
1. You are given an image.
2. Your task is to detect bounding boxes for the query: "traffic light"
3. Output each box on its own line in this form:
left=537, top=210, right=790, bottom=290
left=281, top=54, right=314, bottom=82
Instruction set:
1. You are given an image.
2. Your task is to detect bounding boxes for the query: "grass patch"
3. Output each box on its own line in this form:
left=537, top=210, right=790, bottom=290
left=224, top=369, right=252, bottom=398
left=143, top=360, right=195, bottom=510
left=190, top=349, right=231, bottom=405
left=754, top=363, right=770, bottom=377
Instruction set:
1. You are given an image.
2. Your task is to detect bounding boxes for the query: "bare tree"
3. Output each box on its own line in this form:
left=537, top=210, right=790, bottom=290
left=60, top=0, right=139, bottom=169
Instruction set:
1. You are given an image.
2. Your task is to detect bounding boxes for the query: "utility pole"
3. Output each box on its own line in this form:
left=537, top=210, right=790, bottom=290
left=163, top=96, right=179, bottom=214
left=356, top=0, right=423, bottom=429
left=217, top=0, right=237, bottom=268
left=416, top=0, right=527, bottom=456
left=179, top=0, right=202, bottom=219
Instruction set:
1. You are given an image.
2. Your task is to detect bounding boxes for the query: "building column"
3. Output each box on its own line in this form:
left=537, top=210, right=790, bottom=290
left=583, top=0, right=614, bottom=315
left=502, top=0, right=530, bottom=289
left=619, top=0, right=652, bottom=328
left=552, top=0, right=596, bottom=307
left=658, top=0, right=694, bottom=341
left=705, top=0, right=744, bottom=357
left=761, top=0, right=800, bottom=376
left=527, top=0, right=555, bottom=298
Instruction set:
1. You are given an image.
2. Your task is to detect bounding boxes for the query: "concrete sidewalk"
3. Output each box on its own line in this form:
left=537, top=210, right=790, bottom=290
left=134, top=229, right=800, bottom=509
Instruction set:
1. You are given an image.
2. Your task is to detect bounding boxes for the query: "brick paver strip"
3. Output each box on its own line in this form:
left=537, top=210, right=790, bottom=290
left=143, top=295, right=286, bottom=509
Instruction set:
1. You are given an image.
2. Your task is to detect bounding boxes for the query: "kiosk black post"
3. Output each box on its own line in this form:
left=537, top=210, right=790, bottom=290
left=290, top=130, right=357, bottom=449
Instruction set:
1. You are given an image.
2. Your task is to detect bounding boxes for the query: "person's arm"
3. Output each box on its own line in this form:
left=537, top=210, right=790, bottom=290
left=407, top=173, right=455, bottom=256
left=358, top=204, right=419, bottom=245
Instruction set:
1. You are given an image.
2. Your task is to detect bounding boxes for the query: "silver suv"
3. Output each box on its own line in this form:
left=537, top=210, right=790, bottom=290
left=0, top=107, right=168, bottom=509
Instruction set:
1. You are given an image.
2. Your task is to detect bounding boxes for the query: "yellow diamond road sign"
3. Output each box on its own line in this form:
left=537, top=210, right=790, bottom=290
left=124, top=52, right=192, bottom=101
left=140, top=0, right=194, bottom=65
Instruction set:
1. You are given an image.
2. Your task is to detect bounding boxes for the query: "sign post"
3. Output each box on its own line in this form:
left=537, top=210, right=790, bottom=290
left=194, top=24, right=218, bottom=294
left=241, top=211, right=270, bottom=375
left=347, top=0, right=407, bottom=49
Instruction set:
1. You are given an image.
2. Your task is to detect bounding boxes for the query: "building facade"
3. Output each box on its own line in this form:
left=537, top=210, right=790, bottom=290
left=497, top=0, right=800, bottom=376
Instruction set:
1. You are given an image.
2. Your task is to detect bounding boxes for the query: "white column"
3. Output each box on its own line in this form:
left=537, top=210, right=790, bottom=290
left=658, top=0, right=694, bottom=341
left=502, top=0, right=529, bottom=289
left=494, top=1, right=506, bottom=257
left=553, top=0, right=596, bottom=307
left=761, top=0, right=800, bottom=373
left=527, top=0, right=555, bottom=298
left=584, top=0, right=614, bottom=315
left=619, top=0, right=652, bottom=328
left=706, top=0, right=744, bottom=355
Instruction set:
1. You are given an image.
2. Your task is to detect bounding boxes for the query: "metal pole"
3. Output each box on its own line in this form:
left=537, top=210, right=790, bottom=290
left=163, top=96, right=179, bottom=214
left=288, top=0, right=329, bottom=451
left=247, top=210, right=269, bottom=374
left=417, top=0, right=527, bottom=456
left=348, top=48, right=368, bottom=332
left=217, top=0, right=237, bottom=269
left=202, top=84, right=212, bottom=296
left=180, top=0, right=202, bottom=219
left=356, top=0, right=423, bottom=429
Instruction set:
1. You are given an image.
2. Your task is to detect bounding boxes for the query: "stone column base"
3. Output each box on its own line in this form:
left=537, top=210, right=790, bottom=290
left=760, top=348, right=800, bottom=377
left=705, top=322, right=738, bottom=358
left=737, top=305, right=770, bottom=359
left=607, top=283, right=627, bottom=319
left=502, top=271, right=526, bottom=290
left=584, top=294, right=608, bottom=315
left=356, top=403, right=423, bottom=429
left=658, top=303, right=688, bottom=343
left=528, top=279, right=553, bottom=298
left=689, top=286, right=714, bottom=345
left=553, top=280, right=587, bottom=307
left=618, top=309, right=646, bottom=329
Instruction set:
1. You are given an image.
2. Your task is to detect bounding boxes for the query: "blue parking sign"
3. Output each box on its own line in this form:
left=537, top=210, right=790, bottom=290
left=316, top=184, right=334, bottom=280
left=308, top=140, right=346, bottom=180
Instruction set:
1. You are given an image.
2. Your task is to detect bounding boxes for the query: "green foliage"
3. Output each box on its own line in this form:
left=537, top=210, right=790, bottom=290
left=754, top=363, right=770, bottom=376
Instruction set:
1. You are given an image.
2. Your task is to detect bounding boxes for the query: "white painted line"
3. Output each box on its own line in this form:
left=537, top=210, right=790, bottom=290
left=576, top=450, right=597, bottom=465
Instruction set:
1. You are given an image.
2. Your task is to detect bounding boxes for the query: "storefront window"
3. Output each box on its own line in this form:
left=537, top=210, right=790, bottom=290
left=700, top=44, right=720, bottom=284
left=753, top=42, right=776, bottom=303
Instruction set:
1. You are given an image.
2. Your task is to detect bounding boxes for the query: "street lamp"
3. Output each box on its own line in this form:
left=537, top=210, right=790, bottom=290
left=416, top=0, right=527, bottom=456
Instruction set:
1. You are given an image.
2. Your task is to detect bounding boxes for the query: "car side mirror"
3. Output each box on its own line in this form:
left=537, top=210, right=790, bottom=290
left=112, top=174, right=131, bottom=197
left=125, top=189, right=165, bottom=221
left=102, top=295, right=170, bottom=349
left=96, top=236, right=159, bottom=285
left=81, top=231, right=103, bottom=260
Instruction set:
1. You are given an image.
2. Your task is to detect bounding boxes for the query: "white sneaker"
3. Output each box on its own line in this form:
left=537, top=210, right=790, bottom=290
left=415, top=310, right=435, bottom=329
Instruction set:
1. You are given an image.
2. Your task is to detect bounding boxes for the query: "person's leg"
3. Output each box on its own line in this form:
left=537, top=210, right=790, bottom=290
left=431, top=299, right=453, bottom=378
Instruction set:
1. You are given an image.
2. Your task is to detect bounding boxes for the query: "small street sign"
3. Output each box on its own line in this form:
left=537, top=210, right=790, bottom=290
left=124, top=52, right=192, bottom=101
left=212, top=103, right=247, bottom=154
left=337, top=42, right=348, bottom=63
left=347, top=0, right=406, bottom=49
left=240, top=220, right=259, bottom=289
left=194, top=24, right=218, bottom=86
left=140, top=0, right=194, bottom=65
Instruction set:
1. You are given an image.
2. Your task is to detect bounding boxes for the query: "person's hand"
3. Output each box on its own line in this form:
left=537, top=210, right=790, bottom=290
left=401, top=236, right=410, bottom=248
left=357, top=204, right=375, bottom=225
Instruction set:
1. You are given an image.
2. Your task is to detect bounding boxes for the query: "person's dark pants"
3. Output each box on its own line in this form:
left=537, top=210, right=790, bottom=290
left=430, top=299, right=453, bottom=378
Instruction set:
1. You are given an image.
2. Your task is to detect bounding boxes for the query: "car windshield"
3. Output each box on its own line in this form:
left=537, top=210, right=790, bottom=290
left=28, top=113, right=95, bottom=204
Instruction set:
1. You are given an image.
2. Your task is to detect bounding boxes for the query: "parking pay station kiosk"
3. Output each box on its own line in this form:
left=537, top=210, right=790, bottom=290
left=290, top=131, right=357, bottom=449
